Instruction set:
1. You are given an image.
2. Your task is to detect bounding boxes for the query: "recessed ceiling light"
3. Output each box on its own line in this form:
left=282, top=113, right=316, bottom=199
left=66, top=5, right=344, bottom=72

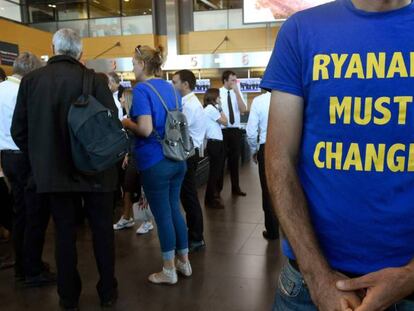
left=124, top=0, right=130, bottom=2
left=0, top=7, right=4, bottom=10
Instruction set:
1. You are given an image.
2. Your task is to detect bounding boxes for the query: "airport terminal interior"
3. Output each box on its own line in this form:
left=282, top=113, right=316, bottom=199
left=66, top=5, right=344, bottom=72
left=1, top=0, right=414, bottom=310
left=0, top=1, right=285, bottom=310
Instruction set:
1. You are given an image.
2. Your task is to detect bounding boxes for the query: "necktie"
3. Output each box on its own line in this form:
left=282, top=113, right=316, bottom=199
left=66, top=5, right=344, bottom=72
left=228, top=90, right=235, bottom=125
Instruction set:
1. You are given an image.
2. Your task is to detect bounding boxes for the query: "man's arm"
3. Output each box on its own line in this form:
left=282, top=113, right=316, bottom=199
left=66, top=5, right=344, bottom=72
left=11, top=79, right=29, bottom=153
left=233, top=85, right=247, bottom=113
left=265, top=90, right=361, bottom=311
left=245, top=99, right=259, bottom=160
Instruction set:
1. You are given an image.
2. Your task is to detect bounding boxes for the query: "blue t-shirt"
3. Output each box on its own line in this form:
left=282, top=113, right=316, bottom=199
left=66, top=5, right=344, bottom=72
left=130, top=79, right=182, bottom=171
left=261, top=0, right=414, bottom=274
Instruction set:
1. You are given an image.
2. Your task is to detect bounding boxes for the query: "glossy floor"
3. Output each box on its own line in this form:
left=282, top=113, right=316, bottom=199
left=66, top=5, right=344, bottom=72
left=0, top=162, right=283, bottom=311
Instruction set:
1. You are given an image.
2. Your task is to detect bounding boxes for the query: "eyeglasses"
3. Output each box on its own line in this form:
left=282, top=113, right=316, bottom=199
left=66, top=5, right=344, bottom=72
left=135, top=45, right=142, bottom=56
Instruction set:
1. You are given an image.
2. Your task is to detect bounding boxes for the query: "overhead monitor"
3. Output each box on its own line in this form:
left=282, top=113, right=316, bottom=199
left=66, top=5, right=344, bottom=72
left=243, top=0, right=334, bottom=24
left=194, top=79, right=211, bottom=94
left=238, top=78, right=262, bottom=93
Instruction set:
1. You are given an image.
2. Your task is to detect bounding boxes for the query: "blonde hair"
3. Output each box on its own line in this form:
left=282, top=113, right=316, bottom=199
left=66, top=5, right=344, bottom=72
left=134, top=45, right=165, bottom=77
left=122, top=88, right=133, bottom=117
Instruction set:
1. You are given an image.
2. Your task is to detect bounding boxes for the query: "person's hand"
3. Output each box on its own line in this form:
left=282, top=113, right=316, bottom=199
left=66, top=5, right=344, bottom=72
left=252, top=153, right=258, bottom=164
left=231, top=82, right=240, bottom=93
left=306, top=270, right=362, bottom=311
left=122, top=155, right=129, bottom=170
left=336, top=265, right=414, bottom=311
left=121, top=118, right=133, bottom=129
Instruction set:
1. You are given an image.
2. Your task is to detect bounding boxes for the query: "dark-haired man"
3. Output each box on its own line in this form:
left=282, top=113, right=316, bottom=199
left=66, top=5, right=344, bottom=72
left=219, top=70, right=247, bottom=197
left=172, top=70, right=206, bottom=252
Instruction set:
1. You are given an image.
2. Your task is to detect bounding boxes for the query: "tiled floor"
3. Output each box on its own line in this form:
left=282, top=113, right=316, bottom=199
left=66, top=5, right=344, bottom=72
left=0, top=162, right=283, bottom=311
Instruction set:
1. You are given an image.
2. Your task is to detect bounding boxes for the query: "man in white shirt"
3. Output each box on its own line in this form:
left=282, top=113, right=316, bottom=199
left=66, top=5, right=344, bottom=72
left=172, top=70, right=206, bottom=252
left=0, top=52, right=55, bottom=286
left=246, top=91, right=279, bottom=240
left=107, top=72, right=124, bottom=121
left=219, top=70, right=247, bottom=196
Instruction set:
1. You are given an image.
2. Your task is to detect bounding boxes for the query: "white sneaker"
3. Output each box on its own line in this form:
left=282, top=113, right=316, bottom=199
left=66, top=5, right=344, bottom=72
left=113, top=217, right=135, bottom=230
left=176, top=259, right=192, bottom=277
left=148, top=267, right=178, bottom=285
left=136, top=221, right=154, bottom=235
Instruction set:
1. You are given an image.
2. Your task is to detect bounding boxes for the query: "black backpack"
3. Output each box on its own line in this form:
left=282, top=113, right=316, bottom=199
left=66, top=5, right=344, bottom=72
left=68, top=69, right=129, bottom=174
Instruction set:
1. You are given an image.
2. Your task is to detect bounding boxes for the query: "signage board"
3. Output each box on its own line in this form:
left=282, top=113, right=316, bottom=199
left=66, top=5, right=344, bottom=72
left=0, top=41, right=19, bottom=66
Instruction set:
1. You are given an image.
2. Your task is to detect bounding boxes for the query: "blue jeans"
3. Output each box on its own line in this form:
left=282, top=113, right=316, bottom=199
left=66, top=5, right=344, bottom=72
left=273, top=262, right=414, bottom=311
left=141, top=159, right=188, bottom=261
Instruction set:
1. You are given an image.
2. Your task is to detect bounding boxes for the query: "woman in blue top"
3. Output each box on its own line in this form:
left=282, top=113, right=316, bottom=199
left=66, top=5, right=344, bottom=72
left=122, top=45, right=191, bottom=285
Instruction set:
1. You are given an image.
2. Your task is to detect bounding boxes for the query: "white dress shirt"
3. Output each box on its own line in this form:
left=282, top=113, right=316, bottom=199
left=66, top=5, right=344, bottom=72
left=246, top=92, right=271, bottom=155
left=204, top=104, right=223, bottom=141
left=182, top=92, right=206, bottom=149
left=0, top=76, right=21, bottom=151
left=219, top=87, right=246, bottom=129
left=113, top=91, right=124, bottom=121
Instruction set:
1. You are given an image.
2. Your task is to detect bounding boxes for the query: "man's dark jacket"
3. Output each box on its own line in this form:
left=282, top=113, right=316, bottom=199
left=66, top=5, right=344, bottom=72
left=11, top=55, right=118, bottom=193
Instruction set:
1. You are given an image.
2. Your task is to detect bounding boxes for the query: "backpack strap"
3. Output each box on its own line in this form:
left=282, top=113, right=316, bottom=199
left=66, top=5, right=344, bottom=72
left=143, top=81, right=179, bottom=112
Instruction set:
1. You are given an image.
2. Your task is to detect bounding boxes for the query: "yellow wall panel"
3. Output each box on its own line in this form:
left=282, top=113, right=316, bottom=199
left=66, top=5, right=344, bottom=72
left=82, top=34, right=156, bottom=60
left=0, top=19, right=52, bottom=74
left=187, top=27, right=279, bottom=54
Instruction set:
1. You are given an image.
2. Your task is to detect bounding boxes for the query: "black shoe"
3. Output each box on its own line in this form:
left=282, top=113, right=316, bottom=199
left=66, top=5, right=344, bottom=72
left=232, top=189, right=247, bottom=197
left=0, top=259, right=14, bottom=270
left=23, top=270, right=56, bottom=288
left=189, top=240, right=206, bottom=253
left=59, top=300, right=79, bottom=311
left=15, top=270, right=25, bottom=283
left=206, top=201, right=225, bottom=209
left=262, top=231, right=278, bottom=241
left=101, top=291, right=118, bottom=308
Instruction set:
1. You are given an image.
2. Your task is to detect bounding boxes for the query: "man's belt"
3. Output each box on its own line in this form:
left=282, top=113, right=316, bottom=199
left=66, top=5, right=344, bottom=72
left=1, top=149, right=22, bottom=154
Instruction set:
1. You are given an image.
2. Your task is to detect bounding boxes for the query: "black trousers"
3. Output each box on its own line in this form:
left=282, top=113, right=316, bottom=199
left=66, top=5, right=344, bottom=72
left=45, top=192, right=117, bottom=305
left=258, top=144, right=279, bottom=238
left=180, top=151, right=204, bottom=243
left=1, top=151, right=50, bottom=277
left=205, top=140, right=224, bottom=204
left=219, top=128, right=242, bottom=193
left=0, top=177, right=12, bottom=231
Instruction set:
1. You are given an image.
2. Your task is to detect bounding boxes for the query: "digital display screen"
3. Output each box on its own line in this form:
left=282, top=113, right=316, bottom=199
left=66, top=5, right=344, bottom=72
left=194, top=79, right=211, bottom=94
left=243, top=0, right=334, bottom=23
left=238, top=78, right=262, bottom=93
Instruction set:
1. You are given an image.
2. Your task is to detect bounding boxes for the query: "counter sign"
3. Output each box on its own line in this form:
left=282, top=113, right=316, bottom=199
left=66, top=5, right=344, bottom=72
left=0, top=41, right=19, bottom=66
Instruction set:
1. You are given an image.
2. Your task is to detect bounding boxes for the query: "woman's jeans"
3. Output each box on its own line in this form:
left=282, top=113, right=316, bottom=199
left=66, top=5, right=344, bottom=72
left=273, top=261, right=414, bottom=311
left=141, top=159, right=188, bottom=261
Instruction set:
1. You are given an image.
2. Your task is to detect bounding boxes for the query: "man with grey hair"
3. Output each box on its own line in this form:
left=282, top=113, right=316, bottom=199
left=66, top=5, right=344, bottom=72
left=0, top=52, right=55, bottom=288
left=11, top=29, right=118, bottom=310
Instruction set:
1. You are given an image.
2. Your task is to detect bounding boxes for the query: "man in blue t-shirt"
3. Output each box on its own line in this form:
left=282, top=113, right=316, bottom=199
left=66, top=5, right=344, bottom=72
left=261, top=0, right=414, bottom=310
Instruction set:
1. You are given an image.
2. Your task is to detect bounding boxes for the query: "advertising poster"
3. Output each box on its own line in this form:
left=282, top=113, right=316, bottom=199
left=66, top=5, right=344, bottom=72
left=243, top=0, right=334, bottom=23
left=0, top=41, right=19, bottom=66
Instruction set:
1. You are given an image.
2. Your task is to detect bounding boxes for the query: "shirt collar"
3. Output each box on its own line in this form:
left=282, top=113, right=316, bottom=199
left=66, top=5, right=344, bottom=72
left=7, top=76, right=21, bottom=84
left=48, top=55, right=83, bottom=67
left=182, top=92, right=195, bottom=105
